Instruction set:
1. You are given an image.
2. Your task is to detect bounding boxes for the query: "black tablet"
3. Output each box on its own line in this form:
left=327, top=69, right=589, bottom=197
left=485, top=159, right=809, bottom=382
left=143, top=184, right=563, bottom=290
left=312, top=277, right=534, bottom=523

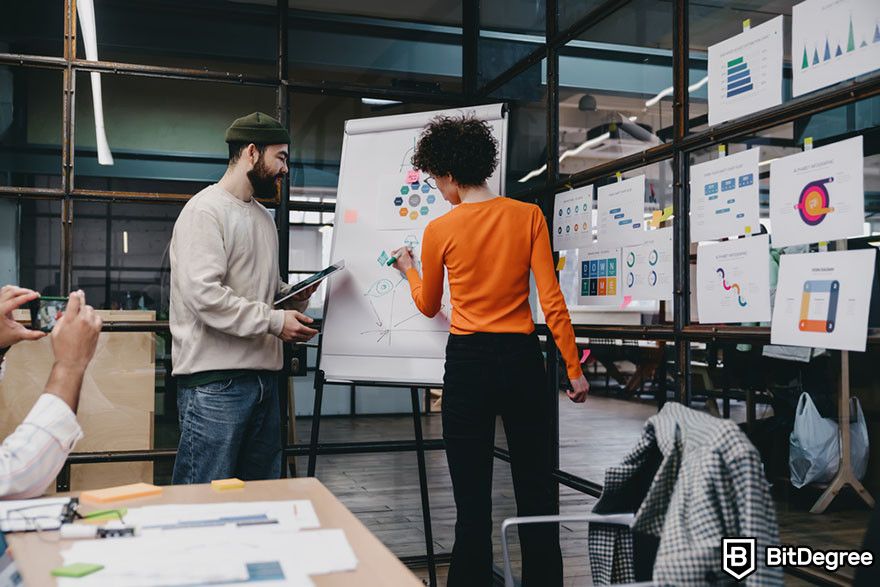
left=274, top=260, right=345, bottom=306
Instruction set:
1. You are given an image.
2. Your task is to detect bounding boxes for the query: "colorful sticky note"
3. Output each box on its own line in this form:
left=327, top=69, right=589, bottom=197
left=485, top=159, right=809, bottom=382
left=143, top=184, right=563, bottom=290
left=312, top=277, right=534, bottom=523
left=52, top=563, right=104, bottom=578
left=742, top=18, right=751, bottom=30
left=661, top=205, right=674, bottom=221
left=579, top=349, right=591, bottom=364
left=343, top=209, right=358, bottom=224
left=212, top=478, right=245, bottom=491
left=649, top=210, right=663, bottom=228
left=80, top=482, right=162, bottom=504
left=804, top=137, right=813, bottom=151
left=556, top=256, right=566, bottom=271
left=619, top=295, right=633, bottom=309
left=406, top=169, right=420, bottom=183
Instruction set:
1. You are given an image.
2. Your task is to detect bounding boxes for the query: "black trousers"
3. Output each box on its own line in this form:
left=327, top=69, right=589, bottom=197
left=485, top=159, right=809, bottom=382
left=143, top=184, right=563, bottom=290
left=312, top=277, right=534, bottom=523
left=442, top=332, right=563, bottom=587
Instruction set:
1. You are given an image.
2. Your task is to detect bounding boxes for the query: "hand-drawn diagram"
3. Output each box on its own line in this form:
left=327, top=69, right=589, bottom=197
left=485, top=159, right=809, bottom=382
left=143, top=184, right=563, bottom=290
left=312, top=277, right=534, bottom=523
left=361, top=277, right=446, bottom=345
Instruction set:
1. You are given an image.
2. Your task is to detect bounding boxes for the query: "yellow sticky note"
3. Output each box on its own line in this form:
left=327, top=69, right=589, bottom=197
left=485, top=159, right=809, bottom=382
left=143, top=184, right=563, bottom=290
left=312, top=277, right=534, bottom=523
left=556, top=256, right=566, bottom=271
left=661, top=205, right=674, bottom=221
left=649, top=210, right=662, bottom=228
left=745, top=225, right=752, bottom=234
left=742, top=18, right=751, bottom=30
left=804, top=137, right=813, bottom=151
left=212, top=478, right=245, bottom=491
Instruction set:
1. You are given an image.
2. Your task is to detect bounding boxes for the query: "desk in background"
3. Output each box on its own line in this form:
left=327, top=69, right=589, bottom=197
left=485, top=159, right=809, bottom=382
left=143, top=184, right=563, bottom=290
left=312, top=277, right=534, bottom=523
left=7, top=478, right=421, bottom=587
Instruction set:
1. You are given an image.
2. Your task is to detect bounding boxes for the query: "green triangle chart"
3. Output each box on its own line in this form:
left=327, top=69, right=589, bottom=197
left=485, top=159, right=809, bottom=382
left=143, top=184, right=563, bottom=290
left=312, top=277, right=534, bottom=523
left=793, top=0, right=880, bottom=96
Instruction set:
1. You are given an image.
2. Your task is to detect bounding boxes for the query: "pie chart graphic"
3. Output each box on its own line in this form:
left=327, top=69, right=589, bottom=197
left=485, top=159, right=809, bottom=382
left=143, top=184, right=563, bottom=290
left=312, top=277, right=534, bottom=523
left=794, top=177, right=835, bottom=226
left=626, top=251, right=636, bottom=267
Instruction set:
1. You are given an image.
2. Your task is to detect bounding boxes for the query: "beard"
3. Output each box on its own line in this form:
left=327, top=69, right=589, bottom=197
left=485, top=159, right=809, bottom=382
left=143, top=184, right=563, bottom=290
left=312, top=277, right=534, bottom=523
left=247, top=157, right=282, bottom=199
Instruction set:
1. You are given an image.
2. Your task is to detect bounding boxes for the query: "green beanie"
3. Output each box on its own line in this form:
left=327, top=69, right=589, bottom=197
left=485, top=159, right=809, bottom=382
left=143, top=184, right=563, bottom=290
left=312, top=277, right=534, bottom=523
left=225, top=112, right=290, bottom=145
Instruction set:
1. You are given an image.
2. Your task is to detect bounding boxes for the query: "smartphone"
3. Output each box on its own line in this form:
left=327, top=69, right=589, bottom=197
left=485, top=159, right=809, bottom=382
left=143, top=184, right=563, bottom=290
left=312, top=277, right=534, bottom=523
left=28, top=296, right=68, bottom=332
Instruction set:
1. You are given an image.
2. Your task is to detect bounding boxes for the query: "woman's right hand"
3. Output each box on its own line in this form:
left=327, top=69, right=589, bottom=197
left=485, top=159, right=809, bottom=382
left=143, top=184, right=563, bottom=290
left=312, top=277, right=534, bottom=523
left=390, top=247, right=415, bottom=272
left=567, top=373, right=589, bottom=403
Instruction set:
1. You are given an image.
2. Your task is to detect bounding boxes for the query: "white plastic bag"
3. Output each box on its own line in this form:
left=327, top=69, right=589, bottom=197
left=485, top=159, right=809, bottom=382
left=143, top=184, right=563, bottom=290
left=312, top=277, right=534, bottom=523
left=850, top=397, right=870, bottom=481
left=790, top=392, right=840, bottom=488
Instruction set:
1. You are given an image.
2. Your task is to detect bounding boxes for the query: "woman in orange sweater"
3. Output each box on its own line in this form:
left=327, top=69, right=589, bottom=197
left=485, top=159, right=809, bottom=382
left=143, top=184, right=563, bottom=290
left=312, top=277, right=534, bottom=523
left=391, top=115, right=588, bottom=586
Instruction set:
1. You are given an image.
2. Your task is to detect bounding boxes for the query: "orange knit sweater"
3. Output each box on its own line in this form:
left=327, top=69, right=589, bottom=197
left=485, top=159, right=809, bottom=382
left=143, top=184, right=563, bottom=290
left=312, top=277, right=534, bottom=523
left=404, top=196, right=582, bottom=380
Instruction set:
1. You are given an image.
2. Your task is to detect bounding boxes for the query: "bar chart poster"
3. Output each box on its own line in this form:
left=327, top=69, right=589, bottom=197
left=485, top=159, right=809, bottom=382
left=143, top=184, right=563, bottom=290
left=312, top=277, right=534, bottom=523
left=553, top=185, right=593, bottom=251
left=769, top=136, right=864, bottom=247
left=696, top=234, right=771, bottom=324
left=597, top=175, right=645, bottom=247
left=793, top=0, right=880, bottom=97
left=690, top=148, right=761, bottom=243
left=622, top=227, right=673, bottom=301
left=578, top=247, right=622, bottom=306
left=708, top=16, right=783, bottom=126
left=771, top=249, right=876, bottom=351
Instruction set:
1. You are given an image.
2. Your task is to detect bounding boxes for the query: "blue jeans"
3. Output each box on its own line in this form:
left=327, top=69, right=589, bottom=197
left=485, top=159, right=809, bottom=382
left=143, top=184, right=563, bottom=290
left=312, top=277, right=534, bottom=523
left=172, top=373, right=281, bottom=484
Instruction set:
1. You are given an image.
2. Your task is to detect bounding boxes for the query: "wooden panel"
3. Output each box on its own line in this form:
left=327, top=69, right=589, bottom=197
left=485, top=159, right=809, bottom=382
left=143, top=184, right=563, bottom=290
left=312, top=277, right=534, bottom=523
left=0, top=310, right=156, bottom=492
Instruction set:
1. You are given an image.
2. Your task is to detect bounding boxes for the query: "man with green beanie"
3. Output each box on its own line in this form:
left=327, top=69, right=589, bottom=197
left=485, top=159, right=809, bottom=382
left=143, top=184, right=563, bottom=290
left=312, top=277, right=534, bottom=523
left=170, top=112, right=318, bottom=483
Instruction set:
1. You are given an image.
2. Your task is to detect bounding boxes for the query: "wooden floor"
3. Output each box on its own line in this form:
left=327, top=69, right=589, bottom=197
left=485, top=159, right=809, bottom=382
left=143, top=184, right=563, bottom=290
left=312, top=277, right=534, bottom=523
left=294, top=393, right=871, bottom=586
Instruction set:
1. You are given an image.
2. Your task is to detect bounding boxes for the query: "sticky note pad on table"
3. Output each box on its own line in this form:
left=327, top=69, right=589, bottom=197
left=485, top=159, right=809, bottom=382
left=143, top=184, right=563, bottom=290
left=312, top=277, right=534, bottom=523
left=212, top=478, right=245, bottom=491
left=80, top=482, right=162, bottom=504
left=52, top=563, right=104, bottom=578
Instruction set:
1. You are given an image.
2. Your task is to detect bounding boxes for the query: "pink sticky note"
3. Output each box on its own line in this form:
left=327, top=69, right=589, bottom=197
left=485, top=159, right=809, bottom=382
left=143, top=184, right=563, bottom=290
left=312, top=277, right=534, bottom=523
left=579, top=349, right=591, bottom=364
left=406, top=170, right=420, bottom=183
left=343, top=209, right=358, bottom=224
left=619, top=295, right=633, bottom=309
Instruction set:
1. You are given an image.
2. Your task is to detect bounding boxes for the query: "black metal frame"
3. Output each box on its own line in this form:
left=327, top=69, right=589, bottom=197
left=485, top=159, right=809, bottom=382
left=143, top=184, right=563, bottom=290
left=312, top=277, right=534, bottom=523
left=4, top=1, right=878, bottom=585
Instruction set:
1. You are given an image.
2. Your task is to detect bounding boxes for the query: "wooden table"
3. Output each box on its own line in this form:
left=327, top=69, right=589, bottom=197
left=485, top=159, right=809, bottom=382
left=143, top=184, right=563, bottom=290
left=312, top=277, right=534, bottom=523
left=7, top=478, right=422, bottom=587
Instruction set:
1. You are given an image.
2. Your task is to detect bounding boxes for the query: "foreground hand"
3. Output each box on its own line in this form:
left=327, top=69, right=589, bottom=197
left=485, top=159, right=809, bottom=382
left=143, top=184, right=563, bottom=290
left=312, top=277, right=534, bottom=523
left=567, top=374, right=589, bottom=403
left=390, top=247, right=415, bottom=273
left=290, top=283, right=319, bottom=303
left=51, top=290, right=102, bottom=372
left=0, top=285, right=47, bottom=349
left=280, top=310, right=319, bottom=343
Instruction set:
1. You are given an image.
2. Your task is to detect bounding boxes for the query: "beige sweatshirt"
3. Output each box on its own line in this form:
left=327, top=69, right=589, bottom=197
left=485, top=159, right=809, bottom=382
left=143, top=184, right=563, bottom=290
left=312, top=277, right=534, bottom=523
left=170, top=184, right=305, bottom=376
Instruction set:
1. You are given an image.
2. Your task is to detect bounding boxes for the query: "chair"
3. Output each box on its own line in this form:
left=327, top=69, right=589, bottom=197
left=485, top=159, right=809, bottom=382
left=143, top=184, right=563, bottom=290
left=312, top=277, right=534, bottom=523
left=501, top=513, right=641, bottom=587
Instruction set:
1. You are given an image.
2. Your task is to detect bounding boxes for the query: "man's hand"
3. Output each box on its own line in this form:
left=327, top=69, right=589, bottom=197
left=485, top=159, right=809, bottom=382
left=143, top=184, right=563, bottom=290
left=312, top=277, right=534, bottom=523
left=390, top=247, right=415, bottom=273
left=51, top=291, right=102, bottom=372
left=0, top=285, right=47, bottom=349
left=289, top=283, right=319, bottom=303
left=567, top=373, right=589, bottom=403
left=279, top=310, right=319, bottom=343
left=45, top=291, right=102, bottom=413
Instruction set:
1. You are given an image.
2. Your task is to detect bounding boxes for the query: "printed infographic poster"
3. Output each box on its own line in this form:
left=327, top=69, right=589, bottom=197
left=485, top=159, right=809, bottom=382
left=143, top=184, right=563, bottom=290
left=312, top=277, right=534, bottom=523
left=553, top=185, right=594, bottom=251
left=793, top=0, right=880, bottom=97
left=376, top=170, right=451, bottom=230
left=690, top=148, right=761, bottom=243
left=622, top=228, right=673, bottom=301
left=696, top=234, right=772, bottom=324
left=708, top=16, right=784, bottom=126
left=578, top=247, right=623, bottom=306
left=769, top=136, right=864, bottom=247
left=597, top=175, right=646, bottom=247
left=771, top=249, right=876, bottom=351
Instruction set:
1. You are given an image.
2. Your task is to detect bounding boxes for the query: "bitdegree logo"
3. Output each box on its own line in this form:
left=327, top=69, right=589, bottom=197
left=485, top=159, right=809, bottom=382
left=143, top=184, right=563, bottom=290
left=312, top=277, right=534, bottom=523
left=722, top=538, right=875, bottom=581
left=766, top=546, right=874, bottom=573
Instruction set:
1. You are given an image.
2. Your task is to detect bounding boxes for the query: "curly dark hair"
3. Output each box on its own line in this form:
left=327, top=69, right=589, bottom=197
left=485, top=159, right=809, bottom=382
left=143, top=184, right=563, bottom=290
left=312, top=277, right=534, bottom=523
left=411, top=115, right=498, bottom=187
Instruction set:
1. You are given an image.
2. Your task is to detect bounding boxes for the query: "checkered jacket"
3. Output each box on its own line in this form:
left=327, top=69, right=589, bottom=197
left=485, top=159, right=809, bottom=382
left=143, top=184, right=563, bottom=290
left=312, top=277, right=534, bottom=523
left=588, top=403, right=782, bottom=585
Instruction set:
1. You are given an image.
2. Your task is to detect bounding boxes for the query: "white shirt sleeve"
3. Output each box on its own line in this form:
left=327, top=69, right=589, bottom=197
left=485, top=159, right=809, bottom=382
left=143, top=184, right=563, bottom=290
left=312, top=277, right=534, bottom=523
left=0, top=393, right=83, bottom=500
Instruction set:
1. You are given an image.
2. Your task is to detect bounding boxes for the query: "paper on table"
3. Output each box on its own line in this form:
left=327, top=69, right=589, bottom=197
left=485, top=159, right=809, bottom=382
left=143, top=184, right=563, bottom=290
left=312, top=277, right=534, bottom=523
left=121, top=500, right=320, bottom=531
left=58, top=526, right=355, bottom=586
left=0, top=497, right=72, bottom=532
